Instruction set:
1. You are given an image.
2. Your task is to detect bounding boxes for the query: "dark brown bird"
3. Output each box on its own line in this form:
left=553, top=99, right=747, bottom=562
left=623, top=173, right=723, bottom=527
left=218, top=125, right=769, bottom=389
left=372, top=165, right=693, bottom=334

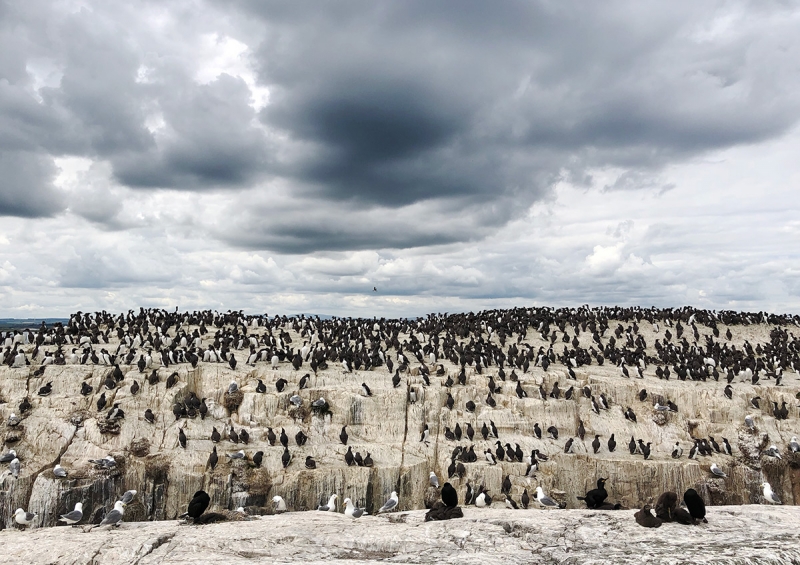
left=635, top=505, right=662, bottom=528
left=655, top=491, right=679, bottom=522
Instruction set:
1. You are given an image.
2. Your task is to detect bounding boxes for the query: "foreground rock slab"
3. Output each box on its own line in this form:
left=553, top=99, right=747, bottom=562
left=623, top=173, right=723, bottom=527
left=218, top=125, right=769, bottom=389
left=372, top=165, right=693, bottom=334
left=1, top=506, right=799, bottom=565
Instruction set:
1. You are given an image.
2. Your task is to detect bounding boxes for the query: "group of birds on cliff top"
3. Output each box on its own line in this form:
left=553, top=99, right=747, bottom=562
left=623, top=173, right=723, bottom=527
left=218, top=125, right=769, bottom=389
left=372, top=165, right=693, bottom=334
left=1, top=304, right=799, bottom=528
left=12, top=490, right=135, bottom=531
left=635, top=482, right=783, bottom=528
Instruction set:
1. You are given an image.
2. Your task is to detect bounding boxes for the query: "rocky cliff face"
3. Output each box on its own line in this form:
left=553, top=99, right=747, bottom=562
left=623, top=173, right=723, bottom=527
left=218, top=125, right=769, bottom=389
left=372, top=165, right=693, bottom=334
left=0, top=312, right=797, bottom=529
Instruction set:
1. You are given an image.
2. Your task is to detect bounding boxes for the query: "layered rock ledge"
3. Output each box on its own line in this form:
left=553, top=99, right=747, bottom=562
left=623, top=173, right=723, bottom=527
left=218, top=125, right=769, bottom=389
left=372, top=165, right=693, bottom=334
left=1, top=506, right=799, bottom=565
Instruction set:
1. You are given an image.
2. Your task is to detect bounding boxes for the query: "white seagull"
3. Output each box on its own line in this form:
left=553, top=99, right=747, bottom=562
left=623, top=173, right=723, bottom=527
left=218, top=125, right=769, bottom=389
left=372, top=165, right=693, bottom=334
left=343, top=498, right=367, bottom=518
left=317, top=494, right=338, bottom=512
left=710, top=463, right=727, bottom=478
left=535, top=486, right=560, bottom=508
left=378, top=491, right=399, bottom=513
left=272, top=496, right=287, bottom=513
left=59, top=502, right=83, bottom=526
left=97, top=501, right=126, bottom=528
left=14, top=508, right=36, bottom=527
left=762, top=482, right=781, bottom=505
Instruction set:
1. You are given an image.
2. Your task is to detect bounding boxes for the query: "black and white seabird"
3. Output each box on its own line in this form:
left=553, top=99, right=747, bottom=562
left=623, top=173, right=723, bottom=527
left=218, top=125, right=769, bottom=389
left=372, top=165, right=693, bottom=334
left=378, top=491, right=399, bottom=513
left=722, top=438, right=733, bottom=456
left=14, top=508, right=37, bottom=527
left=762, top=482, right=781, bottom=504
left=710, top=463, right=727, bottom=478
left=318, top=494, right=337, bottom=512
left=59, top=502, right=83, bottom=526
left=535, top=486, right=560, bottom=508
left=97, top=501, right=126, bottom=528
left=305, top=456, right=317, bottom=469
left=282, top=447, right=292, bottom=468
left=344, top=498, right=366, bottom=518
left=272, top=496, right=287, bottom=513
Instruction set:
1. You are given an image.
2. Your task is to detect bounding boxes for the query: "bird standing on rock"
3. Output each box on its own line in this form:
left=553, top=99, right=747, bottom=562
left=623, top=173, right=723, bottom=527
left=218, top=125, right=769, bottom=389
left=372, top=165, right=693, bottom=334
left=378, top=491, right=399, bottom=513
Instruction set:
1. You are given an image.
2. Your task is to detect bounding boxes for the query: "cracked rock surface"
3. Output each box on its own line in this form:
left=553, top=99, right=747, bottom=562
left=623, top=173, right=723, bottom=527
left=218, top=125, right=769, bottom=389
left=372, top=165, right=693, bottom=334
left=1, top=506, right=799, bottom=565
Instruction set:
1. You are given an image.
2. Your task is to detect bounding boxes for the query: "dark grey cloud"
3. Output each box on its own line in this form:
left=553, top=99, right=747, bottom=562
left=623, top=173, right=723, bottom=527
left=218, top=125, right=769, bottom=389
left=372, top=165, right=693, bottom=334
left=194, top=0, right=800, bottom=251
left=113, top=74, right=270, bottom=189
left=0, top=150, right=64, bottom=217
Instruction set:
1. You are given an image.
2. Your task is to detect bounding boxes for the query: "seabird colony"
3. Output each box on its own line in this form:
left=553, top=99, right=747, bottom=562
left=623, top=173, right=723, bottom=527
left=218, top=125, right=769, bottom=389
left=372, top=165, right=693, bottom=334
left=0, top=305, right=798, bottom=529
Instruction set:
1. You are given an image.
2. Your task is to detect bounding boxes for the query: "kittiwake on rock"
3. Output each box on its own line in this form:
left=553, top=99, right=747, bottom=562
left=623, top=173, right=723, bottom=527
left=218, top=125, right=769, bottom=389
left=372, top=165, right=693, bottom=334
left=536, top=486, right=561, bottom=508
left=120, top=490, right=137, bottom=504
left=272, top=496, right=287, bottom=513
left=710, top=463, right=727, bottom=478
left=14, top=508, right=36, bottom=528
left=94, top=500, right=126, bottom=529
left=9, top=457, right=20, bottom=478
left=378, top=491, right=399, bottom=513
left=343, top=498, right=366, bottom=518
left=317, top=494, right=337, bottom=512
left=762, top=482, right=782, bottom=505
left=59, top=502, right=83, bottom=526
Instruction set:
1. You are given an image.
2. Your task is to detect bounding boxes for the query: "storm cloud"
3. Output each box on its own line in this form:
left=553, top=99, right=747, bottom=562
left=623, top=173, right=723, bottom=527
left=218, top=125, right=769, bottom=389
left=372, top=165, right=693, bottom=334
left=0, top=0, right=799, bottom=316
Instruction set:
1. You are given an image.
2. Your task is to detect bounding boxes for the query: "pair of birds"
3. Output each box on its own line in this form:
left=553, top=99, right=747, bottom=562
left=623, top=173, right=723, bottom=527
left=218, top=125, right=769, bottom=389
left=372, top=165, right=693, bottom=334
left=527, top=486, right=563, bottom=509
left=316, top=491, right=399, bottom=516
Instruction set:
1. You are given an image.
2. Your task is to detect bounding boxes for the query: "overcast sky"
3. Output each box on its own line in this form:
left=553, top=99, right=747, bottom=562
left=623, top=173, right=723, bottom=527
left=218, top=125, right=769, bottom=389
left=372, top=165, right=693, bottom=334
left=1, top=0, right=799, bottom=318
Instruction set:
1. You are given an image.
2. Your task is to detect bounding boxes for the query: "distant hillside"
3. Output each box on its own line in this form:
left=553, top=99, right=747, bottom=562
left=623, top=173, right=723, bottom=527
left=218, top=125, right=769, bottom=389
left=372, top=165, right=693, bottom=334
left=0, top=318, right=68, bottom=331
